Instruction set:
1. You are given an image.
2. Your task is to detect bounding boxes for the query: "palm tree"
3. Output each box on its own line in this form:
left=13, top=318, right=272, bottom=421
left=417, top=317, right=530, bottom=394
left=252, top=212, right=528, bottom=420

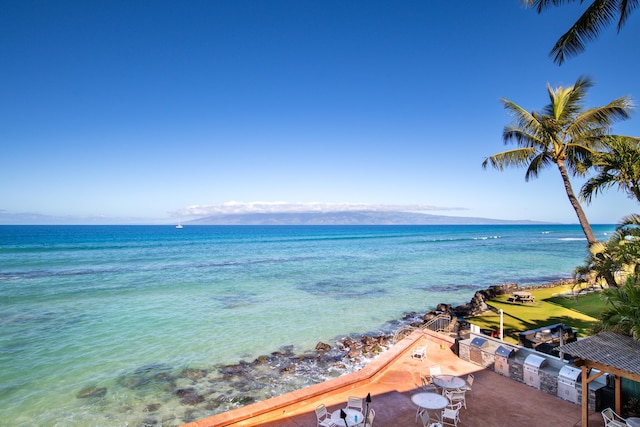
left=581, top=136, right=640, bottom=204
left=482, top=76, right=634, bottom=246
left=574, top=214, right=640, bottom=287
left=596, top=274, right=640, bottom=340
left=523, top=0, right=639, bottom=65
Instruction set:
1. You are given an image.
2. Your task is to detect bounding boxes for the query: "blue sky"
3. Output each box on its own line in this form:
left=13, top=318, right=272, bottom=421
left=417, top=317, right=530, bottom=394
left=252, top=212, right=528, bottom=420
left=1, top=1, right=639, bottom=224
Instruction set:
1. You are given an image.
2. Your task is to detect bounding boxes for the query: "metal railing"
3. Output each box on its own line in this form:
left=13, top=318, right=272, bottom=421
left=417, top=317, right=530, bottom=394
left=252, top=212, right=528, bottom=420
left=393, top=314, right=453, bottom=343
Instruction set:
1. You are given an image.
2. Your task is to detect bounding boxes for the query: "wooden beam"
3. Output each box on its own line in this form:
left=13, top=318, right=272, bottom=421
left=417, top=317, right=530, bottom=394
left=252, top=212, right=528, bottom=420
left=582, top=360, right=640, bottom=383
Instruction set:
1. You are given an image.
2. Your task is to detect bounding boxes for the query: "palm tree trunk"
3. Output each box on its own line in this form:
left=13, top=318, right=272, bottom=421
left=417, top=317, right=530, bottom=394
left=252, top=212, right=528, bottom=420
left=556, top=161, right=598, bottom=246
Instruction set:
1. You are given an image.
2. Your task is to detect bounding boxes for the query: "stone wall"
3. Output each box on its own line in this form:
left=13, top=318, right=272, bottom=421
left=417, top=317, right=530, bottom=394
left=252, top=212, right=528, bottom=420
left=457, top=333, right=610, bottom=410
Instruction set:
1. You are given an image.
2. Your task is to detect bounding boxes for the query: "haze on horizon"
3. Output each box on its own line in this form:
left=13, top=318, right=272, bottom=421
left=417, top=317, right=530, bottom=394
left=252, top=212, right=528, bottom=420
left=1, top=1, right=639, bottom=225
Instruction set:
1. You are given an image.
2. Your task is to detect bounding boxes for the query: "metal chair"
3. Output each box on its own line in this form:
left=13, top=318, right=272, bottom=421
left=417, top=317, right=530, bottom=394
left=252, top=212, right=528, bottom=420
left=444, top=388, right=467, bottom=409
left=441, top=402, right=462, bottom=427
left=315, top=403, right=338, bottom=427
left=601, top=407, right=627, bottom=427
left=429, top=365, right=442, bottom=377
left=364, top=407, right=375, bottom=427
left=420, top=375, right=440, bottom=393
left=346, top=395, right=364, bottom=412
left=412, top=345, right=427, bottom=361
left=461, top=374, right=474, bottom=392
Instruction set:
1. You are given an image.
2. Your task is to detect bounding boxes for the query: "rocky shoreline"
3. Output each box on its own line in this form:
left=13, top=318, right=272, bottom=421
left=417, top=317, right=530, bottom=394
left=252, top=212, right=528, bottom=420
left=78, top=279, right=574, bottom=426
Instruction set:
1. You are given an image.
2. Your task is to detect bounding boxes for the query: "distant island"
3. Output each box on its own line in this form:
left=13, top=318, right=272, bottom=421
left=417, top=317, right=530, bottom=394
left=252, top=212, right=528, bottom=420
left=185, top=210, right=547, bottom=225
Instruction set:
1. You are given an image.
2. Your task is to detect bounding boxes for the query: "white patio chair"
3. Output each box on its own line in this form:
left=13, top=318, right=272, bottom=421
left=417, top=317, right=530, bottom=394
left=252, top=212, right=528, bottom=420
left=441, top=402, right=462, bottom=427
left=412, top=345, right=427, bottom=361
left=420, top=375, right=440, bottom=393
left=444, top=388, right=467, bottom=409
left=315, top=403, right=338, bottom=427
left=601, top=407, right=627, bottom=427
left=417, top=408, right=434, bottom=427
left=346, top=395, right=364, bottom=412
left=461, top=374, right=474, bottom=392
left=429, top=365, right=442, bottom=377
left=365, top=407, right=375, bottom=427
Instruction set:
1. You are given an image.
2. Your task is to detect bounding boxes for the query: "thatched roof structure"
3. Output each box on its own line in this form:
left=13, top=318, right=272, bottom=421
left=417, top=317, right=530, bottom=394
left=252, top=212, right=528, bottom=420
left=558, top=332, right=640, bottom=427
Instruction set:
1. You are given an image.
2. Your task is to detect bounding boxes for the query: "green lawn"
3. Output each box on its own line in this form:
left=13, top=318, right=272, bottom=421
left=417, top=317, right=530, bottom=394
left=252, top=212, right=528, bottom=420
left=466, top=285, right=602, bottom=344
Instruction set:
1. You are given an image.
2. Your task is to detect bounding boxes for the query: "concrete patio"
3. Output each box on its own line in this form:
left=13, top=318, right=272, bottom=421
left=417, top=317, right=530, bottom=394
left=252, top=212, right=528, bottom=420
left=183, top=331, right=606, bottom=427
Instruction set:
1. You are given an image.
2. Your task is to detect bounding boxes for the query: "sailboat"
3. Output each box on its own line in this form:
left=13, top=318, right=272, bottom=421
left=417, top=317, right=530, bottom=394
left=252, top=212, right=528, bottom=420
left=176, top=220, right=183, bottom=229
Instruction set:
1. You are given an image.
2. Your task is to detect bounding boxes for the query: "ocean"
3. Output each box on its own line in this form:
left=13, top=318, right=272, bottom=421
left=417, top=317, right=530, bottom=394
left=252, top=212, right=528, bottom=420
left=0, top=224, right=612, bottom=426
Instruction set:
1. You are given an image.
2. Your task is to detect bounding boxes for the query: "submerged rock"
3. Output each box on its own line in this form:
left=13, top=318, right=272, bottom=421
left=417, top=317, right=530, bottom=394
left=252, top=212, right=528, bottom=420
left=77, top=386, right=107, bottom=399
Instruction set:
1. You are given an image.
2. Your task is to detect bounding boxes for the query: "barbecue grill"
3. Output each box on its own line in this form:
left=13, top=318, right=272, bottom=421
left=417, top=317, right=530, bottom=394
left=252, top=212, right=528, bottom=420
left=494, top=345, right=515, bottom=377
left=557, top=365, right=582, bottom=404
left=523, top=354, right=547, bottom=390
left=469, top=336, right=489, bottom=365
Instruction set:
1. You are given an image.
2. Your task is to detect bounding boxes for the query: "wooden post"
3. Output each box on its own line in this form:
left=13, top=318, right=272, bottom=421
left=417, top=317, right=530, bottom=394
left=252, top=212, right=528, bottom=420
left=582, top=365, right=589, bottom=427
left=615, top=375, right=622, bottom=414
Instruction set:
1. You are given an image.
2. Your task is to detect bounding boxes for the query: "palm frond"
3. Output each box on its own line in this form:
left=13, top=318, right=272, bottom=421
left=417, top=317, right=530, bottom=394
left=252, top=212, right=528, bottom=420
left=617, top=0, right=639, bottom=30
left=524, top=152, right=553, bottom=180
left=550, top=0, right=620, bottom=64
left=481, top=148, right=536, bottom=171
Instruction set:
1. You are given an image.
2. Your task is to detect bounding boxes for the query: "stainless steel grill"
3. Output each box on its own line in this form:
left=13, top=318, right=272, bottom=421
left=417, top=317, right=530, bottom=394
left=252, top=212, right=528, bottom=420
left=557, top=365, right=582, bottom=404
left=469, top=337, right=488, bottom=365
left=523, top=354, right=547, bottom=390
left=494, top=345, right=514, bottom=377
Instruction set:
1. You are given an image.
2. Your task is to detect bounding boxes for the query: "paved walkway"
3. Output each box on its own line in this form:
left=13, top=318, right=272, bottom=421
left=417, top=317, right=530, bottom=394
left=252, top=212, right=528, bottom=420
left=183, top=331, right=606, bottom=427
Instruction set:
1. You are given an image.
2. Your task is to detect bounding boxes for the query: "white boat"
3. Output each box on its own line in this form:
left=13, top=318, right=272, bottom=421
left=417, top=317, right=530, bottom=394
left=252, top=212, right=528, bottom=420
left=176, top=220, right=183, bottom=229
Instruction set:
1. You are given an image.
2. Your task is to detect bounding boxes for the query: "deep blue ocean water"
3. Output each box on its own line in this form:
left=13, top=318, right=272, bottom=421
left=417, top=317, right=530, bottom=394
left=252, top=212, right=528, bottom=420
left=0, top=224, right=613, bottom=426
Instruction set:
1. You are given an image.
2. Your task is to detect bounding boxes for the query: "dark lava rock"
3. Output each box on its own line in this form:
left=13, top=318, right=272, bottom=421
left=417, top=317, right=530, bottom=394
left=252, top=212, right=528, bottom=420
left=181, top=393, right=205, bottom=405
left=180, top=368, right=207, bottom=381
left=176, top=388, right=205, bottom=405
left=76, top=386, right=107, bottom=399
left=315, top=341, right=331, bottom=352
left=175, top=388, right=196, bottom=398
left=145, top=403, right=162, bottom=412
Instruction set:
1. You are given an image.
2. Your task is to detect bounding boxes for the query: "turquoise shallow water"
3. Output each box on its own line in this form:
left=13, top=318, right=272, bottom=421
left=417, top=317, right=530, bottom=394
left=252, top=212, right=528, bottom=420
left=0, top=224, right=612, bottom=426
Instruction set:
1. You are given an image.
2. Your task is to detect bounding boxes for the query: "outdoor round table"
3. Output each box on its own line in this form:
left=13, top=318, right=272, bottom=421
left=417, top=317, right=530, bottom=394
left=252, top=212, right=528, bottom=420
left=330, top=408, right=364, bottom=426
left=411, top=392, right=448, bottom=423
left=433, top=374, right=466, bottom=391
left=627, top=417, right=640, bottom=427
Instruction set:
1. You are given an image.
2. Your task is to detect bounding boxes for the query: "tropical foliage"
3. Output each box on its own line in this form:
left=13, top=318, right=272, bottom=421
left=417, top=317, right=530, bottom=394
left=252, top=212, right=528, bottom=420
left=575, top=215, right=640, bottom=287
left=523, top=0, right=639, bottom=64
left=580, top=136, right=640, bottom=204
left=483, top=75, right=634, bottom=246
left=592, top=274, right=640, bottom=339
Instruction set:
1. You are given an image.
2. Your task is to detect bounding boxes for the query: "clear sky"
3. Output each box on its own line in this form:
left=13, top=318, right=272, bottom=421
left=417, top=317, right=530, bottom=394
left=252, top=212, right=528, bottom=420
left=1, top=1, right=639, bottom=224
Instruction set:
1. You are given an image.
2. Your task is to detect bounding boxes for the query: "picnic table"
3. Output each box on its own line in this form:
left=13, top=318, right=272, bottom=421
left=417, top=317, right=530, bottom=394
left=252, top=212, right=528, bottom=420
left=507, top=291, right=535, bottom=304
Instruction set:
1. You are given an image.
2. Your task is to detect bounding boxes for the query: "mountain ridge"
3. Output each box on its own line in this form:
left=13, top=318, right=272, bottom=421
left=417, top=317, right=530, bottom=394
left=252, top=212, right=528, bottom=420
left=186, top=210, right=548, bottom=225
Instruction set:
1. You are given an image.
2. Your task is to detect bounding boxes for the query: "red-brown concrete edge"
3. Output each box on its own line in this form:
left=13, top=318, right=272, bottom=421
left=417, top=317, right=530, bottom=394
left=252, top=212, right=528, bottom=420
left=182, top=330, right=455, bottom=427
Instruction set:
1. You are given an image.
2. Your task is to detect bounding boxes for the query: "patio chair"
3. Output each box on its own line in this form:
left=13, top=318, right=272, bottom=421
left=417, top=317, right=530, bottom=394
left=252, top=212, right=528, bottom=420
left=412, top=345, right=427, bottom=361
left=365, top=407, right=375, bottom=427
left=441, top=402, right=462, bottom=427
left=444, top=388, right=467, bottom=409
left=418, top=408, right=438, bottom=427
left=315, top=403, right=338, bottom=427
left=420, top=375, right=440, bottom=393
left=601, top=407, right=627, bottom=427
left=429, top=365, right=442, bottom=377
left=461, top=374, right=474, bottom=392
left=346, top=395, right=364, bottom=412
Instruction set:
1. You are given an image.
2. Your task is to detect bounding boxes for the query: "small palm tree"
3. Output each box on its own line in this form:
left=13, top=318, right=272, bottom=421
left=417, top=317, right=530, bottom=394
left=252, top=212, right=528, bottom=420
left=575, top=214, right=640, bottom=287
left=523, top=0, right=639, bottom=65
left=581, top=136, right=640, bottom=204
left=483, top=76, right=634, bottom=246
left=597, top=274, right=640, bottom=340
